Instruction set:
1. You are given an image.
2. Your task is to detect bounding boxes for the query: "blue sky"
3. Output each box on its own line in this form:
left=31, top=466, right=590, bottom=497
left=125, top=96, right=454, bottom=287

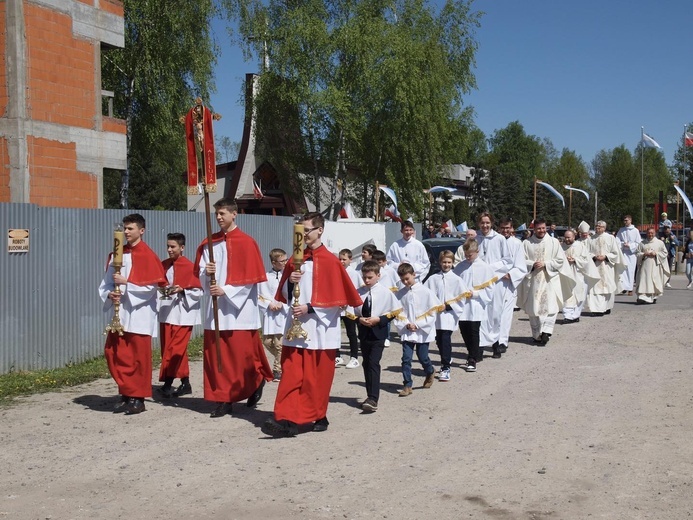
left=209, top=0, right=693, bottom=167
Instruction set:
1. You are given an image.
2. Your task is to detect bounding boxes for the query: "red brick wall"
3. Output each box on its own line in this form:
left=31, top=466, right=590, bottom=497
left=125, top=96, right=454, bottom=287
left=0, top=1, right=7, bottom=118
left=0, top=138, right=9, bottom=201
left=28, top=137, right=97, bottom=208
left=102, top=0, right=124, bottom=17
left=25, top=3, right=96, bottom=129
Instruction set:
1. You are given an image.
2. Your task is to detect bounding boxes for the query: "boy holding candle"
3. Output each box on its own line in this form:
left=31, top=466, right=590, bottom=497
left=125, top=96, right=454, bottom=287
left=99, top=213, right=167, bottom=415
left=194, top=198, right=273, bottom=418
left=262, top=212, right=362, bottom=437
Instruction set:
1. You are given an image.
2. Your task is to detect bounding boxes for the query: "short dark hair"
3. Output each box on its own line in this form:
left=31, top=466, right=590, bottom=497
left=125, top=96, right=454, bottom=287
left=499, top=217, right=513, bottom=226
left=339, top=248, right=352, bottom=258
left=401, top=220, right=415, bottom=231
left=167, top=232, right=185, bottom=246
left=397, top=262, right=415, bottom=277
left=213, top=197, right=238, bottom=212
left=372, top=250, right=387, bottom=263
left=534, top=218, right=547, bottom=227
left=123, top=213, right=146, bottom=229
left=362, top=244, right=378, bottom=255
left=303, top=212, right=324, bottom=229
left=269, top=248, right=286, bottom=261
left=361, top=260, right=380, bottom=274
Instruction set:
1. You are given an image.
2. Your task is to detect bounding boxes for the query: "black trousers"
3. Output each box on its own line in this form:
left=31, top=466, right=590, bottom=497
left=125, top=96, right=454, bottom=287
left=340, top=317, right=359, bottom=358
left=459, top=321, right=481, bottom=362
left=360, top=338, right=385, bottom=402
left=435, top=329, right=453, bottom=370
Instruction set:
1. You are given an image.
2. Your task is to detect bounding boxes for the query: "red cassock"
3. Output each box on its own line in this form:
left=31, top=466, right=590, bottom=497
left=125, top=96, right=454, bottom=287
left=158, top=256, right=201, bottom=381
left=104, top=241, right=166, bottom=398
left=273, top=245, right=362, bottom=424
left=195, top=228, right=273, bottom=402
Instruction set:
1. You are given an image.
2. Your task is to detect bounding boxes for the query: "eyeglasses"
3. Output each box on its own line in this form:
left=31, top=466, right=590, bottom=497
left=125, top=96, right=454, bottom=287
left=273, top=258, right=288, bottom=264
left=304, top=227, right=320, bottom=235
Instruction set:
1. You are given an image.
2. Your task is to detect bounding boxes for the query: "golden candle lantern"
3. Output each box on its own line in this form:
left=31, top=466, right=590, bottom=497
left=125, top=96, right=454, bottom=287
left=285, top=220, right=308, bottom=341
left=105, top=224, right=125, bottom=336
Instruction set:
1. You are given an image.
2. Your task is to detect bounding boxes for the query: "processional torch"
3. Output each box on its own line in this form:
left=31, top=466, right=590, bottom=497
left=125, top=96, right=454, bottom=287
left=285, top=217, right=309, bottom=341
left=104, top=224, right=125, bottom=336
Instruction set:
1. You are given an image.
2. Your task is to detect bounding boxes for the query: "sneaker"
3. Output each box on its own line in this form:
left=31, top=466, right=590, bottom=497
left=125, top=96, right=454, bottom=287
left=665, top=282, right=672, bottom=288
left=345, top=357, right=360, bottom=369
left=439, top=369, right=451, bottom=382
left=492, top=343, right=502, bottom=359
left=362, top=398, right=378, bottom=413
left=335, top=356, right=346, bottom=367
left=464, top=361, right=476, bottom=373
left=272, top=370, right=282, bottom=382
left=398, top=386, right=413, bottom=397
left=384, top=339, right=391, bottom=347
left=687, top=282, right=692, bottom=289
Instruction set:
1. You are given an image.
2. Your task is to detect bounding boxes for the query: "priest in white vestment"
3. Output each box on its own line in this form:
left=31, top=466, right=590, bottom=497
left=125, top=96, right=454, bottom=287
left=616, top=215, right=641, bottom=295
left=561, top=229, right=600, bottom=323
left=635, top=228, right=670, bottom=304
left=584, top=221, right=626, bottom=315
left=517, top=219, right=575, bottom=346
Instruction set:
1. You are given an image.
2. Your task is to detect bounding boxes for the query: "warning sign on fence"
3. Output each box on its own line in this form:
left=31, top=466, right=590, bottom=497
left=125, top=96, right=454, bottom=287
left=8, top=229, right=30, bottom=253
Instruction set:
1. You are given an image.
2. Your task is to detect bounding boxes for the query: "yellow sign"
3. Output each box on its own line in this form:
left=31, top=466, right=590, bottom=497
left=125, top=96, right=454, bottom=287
left=8, top=229, right=29, bottom=253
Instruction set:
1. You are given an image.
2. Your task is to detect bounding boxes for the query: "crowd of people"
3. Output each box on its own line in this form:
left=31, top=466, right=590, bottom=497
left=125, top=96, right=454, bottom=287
left=98, top=204, right=686, bottom=436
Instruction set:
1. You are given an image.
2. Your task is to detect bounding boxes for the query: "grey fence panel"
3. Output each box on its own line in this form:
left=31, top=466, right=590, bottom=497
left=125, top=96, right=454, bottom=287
left=0, top=204, right=401, bottom=374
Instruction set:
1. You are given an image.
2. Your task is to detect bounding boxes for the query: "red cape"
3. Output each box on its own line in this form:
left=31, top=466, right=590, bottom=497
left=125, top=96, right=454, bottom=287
left=194, top=227, right=267, bottom=285
left=120, top=241, right=167, bottom=287
left=162, top=256, right=202, bottom=289
left=275, top=245, right=362, bottom=308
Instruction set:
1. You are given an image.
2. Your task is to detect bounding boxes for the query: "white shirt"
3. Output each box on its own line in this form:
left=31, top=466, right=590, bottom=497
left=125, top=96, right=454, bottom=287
left=198, top=239, right=261, bottom=331
left=258, top=269, right=289, bottom=335
left=424, top=270, right=468, bottom=330
left=99, top=252, right=159, bottom=336
left=158, top=263, right=202, bottom=326
left=452, top=258, right=494, bottom=321
left=394, top=283, right=442, bottom=343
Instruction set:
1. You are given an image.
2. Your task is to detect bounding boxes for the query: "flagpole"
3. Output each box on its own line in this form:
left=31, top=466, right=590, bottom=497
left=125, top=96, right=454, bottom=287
left=568, top=183, right=573, bottom=228
left=374, top=181, right=380, bottom=222
left=641, top=126, right=645, bottom=225
left=684, top=125, right=687, bottom=235
left=594, top=190, right=598, bottom=227
left=533, top=177, right=537, bottom=223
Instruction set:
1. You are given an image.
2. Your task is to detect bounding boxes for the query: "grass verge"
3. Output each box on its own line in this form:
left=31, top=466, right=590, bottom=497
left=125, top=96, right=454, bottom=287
left=0, top=336, right=204, bottom=407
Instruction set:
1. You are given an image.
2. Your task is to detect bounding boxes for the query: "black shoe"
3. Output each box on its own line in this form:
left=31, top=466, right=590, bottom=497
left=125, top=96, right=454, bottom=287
left=500, top=344, right=508, bottom=353
left=160, top=385, right=175, bottom=398
left=604, top=309, right=611, bottom=315
left=563, top=318, right=579, bottom=324
left=261, top=418, right=298, bottom=438
left=246, top=380, right=265, bottom=408
left=210, top=402, right=233, bottom=418
left=113, top=396, right=128, bottom=413
left=362, top=399, right=378, bottom=413
left=312, top=417, right=329, bottom=432
left=540, top=332, right=551, bottom=345
left=173, top=382, right=192, bottom=397
left=492, top=343, right=501, bottom=359
left=124, top=398, right=146, bottom=415
left=534, top=336, right=547, bottom=347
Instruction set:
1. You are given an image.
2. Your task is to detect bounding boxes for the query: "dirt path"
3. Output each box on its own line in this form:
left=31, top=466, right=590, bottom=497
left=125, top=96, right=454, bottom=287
left=1, top=277, right=692, bottom=520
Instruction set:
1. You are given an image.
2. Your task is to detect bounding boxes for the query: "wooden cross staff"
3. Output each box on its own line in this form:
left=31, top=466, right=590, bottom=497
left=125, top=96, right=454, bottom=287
left=181, top=98, right=223, bottom=371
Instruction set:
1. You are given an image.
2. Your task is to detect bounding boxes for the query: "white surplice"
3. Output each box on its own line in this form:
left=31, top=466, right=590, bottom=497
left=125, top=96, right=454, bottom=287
left=452, top=257, right=495, bottom=322
left=635, top=237, right=670, bottom=303
left=424, top=270, right=470, bottom=331
left=498, top=235, right=528, bottom=346
left=258, top=269, right=289, bottom=335
left=584, top=232, right=626, bottom=313
left=157, top=263, right=202, bottom=326
left=387, top=237, right=431, bottom=281
left=394, top=283, right=443, bottom=344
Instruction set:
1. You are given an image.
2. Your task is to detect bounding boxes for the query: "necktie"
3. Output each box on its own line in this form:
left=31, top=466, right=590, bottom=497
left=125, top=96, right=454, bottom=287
left=362, top=290, right=372, bottom=318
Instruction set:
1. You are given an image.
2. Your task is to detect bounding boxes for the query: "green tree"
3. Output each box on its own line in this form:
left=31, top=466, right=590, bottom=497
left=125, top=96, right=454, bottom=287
left=545, top=147, right=591, bottom=227
left=671, top=123, right=693, bottom=223
left=223, top=0, right=481, bottom=217
left=485, top=121, right=545, bottom=224
left=102, top=0, right=218, bottom=209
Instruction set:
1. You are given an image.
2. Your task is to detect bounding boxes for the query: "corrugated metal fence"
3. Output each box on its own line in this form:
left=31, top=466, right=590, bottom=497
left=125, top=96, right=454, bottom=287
left=0, top=203, right=406, bottom=374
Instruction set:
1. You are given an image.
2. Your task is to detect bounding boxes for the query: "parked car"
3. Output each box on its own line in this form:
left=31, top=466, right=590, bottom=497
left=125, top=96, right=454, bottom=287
left=422, top=237, right=466, bottom=282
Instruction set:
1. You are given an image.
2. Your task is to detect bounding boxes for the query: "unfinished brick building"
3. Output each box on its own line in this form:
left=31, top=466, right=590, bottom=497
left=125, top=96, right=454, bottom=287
left=0, top=0, right=125, bottom=208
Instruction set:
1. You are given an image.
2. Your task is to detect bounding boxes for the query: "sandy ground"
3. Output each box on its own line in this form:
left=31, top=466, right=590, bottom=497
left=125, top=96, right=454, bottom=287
left=1, top=276, right=692, bottom=520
